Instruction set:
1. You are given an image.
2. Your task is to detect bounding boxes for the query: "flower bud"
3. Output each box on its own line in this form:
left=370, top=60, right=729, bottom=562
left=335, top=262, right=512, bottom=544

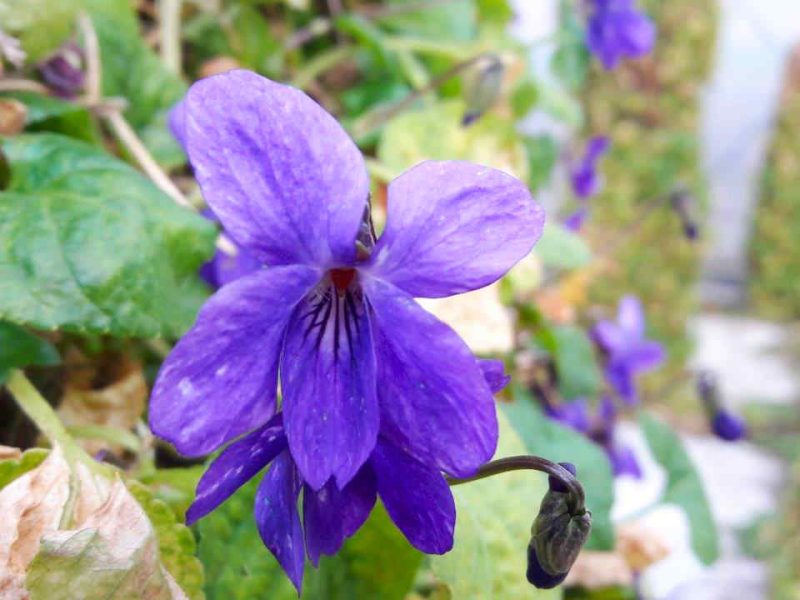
left=462, top=54, right=504, bottom=126
left=670, top=186, right=700, bottom=241
left=696, top=370, right=747, bottom=442
left=38, top=41, right=85, bottom=98
left=527, top=462, right=592, bottom=589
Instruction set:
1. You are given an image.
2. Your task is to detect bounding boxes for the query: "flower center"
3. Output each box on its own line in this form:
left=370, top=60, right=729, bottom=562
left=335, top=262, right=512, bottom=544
left=330, top=268, right=356, bottom=294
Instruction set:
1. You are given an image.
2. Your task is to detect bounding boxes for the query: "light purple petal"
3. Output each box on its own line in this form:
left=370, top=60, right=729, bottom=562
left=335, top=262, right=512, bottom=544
left=365, top=277, right=498, bottom=477
left=617, top=295, right=645, bottom=338
left=181, top=70, right=369, bottom=267
left=168, top=99, right=187, bottom=150
left=617, top=9, right=656, bottom=56
left=592, top=320, right=624, bottom=352
left=149, top=265, right=320, bottom=456
left=255, top=452, right=305, bottom=593
left=585, top=136, right=611, bottom=163
left=478, top=359, right=511, bottom=393
left=606, top=362, right=637, bottom=405
left=186, top=415, right=286, bottom=525
left=371, top=440, right=455, bottom=554
left=563, top=207, right=589, bottom=231
left=282, top=276, right=379, bottom=490
left=303, top=466, right=377, bottom=566
left=629, top=340, right=665, bottom=371
left=369, top=160, right=544, bottom=298
left=205, top=247, right=263, bottom=288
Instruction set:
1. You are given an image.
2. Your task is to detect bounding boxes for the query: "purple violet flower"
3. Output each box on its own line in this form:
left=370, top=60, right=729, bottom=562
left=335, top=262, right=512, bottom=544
left=150, top=70, right=543, bottom=592
left=592, top=295, right=664, bottom=405
left=570, top=136, right=610, bottom=200
left=564, top=136, right=610, bottom=232
left=696, top=371, right=747, bottom=442
left=37, top=41, right=85, bottom=98
left=586, top=0, right=656, bottom=71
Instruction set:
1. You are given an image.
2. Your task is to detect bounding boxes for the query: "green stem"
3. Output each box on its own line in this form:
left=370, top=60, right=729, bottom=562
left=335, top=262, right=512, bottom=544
left=447, top=455, right=587, bottom=515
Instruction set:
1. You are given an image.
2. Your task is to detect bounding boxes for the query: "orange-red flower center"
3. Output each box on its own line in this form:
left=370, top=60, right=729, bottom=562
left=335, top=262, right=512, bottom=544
left=330, top=268, right=356, bottom=293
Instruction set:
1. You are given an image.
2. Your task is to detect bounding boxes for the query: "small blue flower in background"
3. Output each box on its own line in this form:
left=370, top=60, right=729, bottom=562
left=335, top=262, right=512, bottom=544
left=592, top=295, right=665, bottom=405
left=544, top=396, right=642, bottom=478
left=545, top=397, right=591, bottom=433
left=590, top=396, right=642, bottom=478
left=152, top=70, right=544, bottom=592
left=564, top=136, right=610, bottom=232
left=586, top=0, right=656, bottom=71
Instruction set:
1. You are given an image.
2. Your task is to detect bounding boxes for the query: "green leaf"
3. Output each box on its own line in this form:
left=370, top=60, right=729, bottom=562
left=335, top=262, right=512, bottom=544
left=0, top=447, right=48, bottom=490
left=0, top=92, right=99, bottom=143
left=0, top=321, right=59, bottom=383
left=378, top=100, right=528, bottom=180
left=523, top=135, right=558, bottom=191
left=430, top=411, right=561, bottom=599
left=197, top=476, right=422, bottom=600
left=128, top=480, right=206, bottom=600
left=537, top=325, right=601, bottom=400
left=551, top=4, right=589, bottom=91
left=139, top=466, right=205, bottom=522
left=0, top=0, right=81, bottom=61
left=639, top=412, right=719, bottom=565
left=0, top=133, right=215, bottom=338
left=87, top=0, right=187, bottom=168
left=510, top=78, right=540, bottom=119
left=378, top=0, right=477, bottom=42
left=502, top=396, right=615, bottom=550
left=535, top=221, right=592, bottom=269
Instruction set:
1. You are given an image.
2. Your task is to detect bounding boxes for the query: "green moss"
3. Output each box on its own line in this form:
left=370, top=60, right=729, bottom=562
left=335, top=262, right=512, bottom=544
left=580, top=0, right=718, bottom=386
left=750, top=65, right=800, bottom=320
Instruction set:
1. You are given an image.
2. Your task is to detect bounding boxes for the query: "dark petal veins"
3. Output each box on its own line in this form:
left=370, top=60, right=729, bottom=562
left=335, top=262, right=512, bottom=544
left=282, top=278, right=379, bottom=490
left=255, top=452, right=306, bottom=593
left=186, top=414, right=286, bottom=525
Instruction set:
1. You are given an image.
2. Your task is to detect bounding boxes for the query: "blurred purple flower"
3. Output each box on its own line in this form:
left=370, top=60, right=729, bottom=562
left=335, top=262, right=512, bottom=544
left=570, top=136, right=610, bottom=200
left=591, top=396, right=642, bottom=478
left=544, top=398, right=591, bottom=433
left=586, top=0, right=656, bottom=70
left=38, top=41, right=84, bottom=98
left=592, top=295, right=664, bottom=405
left=151, top=70, right=543, bottom=591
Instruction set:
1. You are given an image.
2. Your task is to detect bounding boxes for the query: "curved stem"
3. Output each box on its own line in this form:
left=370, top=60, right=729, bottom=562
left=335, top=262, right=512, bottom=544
left=447, top=455, right=587, bottom=515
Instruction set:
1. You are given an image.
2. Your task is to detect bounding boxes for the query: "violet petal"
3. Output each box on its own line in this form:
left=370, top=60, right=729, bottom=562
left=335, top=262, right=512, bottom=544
left=369, top=160, right=544, bottom=298
left=365, top=277, right=498, bottom=477
left=181, top=70, right=369, bottom=267
left=186, top=414, right=286, bottom=525
left=282, top=280, right=379, bottom=490
left=149, top=265, right=319, bottom=456
left=371, top=439, right=456, bottom=554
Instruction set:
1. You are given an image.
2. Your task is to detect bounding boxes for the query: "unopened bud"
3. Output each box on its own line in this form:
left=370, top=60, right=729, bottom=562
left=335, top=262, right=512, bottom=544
left=38, top=41, right=85, bottom=98
left=527, top=462, right=592, bottom=589
left=670, top=186, right=700, bottom=241
left=462, top=54, right=505, bottom=127
left=696, top=370, right=747, bottom=442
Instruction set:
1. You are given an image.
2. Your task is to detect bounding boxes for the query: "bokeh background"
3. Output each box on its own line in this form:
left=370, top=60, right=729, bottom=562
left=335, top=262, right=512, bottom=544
left=0, top=0, right=798, bottom=598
